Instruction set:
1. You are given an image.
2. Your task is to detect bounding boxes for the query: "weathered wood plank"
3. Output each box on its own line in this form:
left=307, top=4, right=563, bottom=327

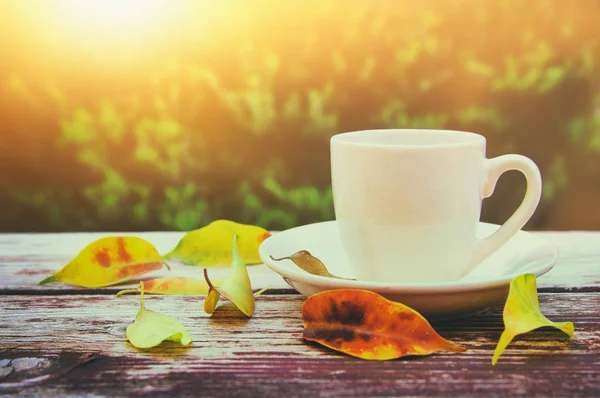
left=0, top=232, right=290, bottom=292
left=536, top=231, right=600, bottom=290
left=1, top=231, right=599, bottom=292
left=1, top=294, right=599, bottom=397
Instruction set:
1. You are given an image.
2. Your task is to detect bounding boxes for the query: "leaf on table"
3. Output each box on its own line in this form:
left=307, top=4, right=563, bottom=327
left=492, top=274, right=574, bottom=365
left=126, top=281, right=192, bottom=349
left=116, top=276, right=224, bottom=296
left=203, top=235, right=255, bottom=317
left=302, top=289, right=466, bottom=360
left=163, top=219, right=271, bottom=266
left=39, top=236, right=167, bottom=288
left=116, top=277, right=265, bottom=297
left=271, top=250, right=353, bottom=280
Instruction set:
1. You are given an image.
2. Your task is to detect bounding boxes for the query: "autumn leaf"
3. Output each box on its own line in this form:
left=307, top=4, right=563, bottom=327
left=302, top=289, right=466, bottom=360
left=492, top=274, right=574, bottom=365
left=270, top=250, right=353, bottom=280
left=164, top=219, right=271, bottom=266
left=116, top=277, right=267, bottom=297
left=203, top=235, right=255, bottom=317
left=116, top=277, right=222, bottom=296
left=39, top=236, right=167, bottom=288
left=126, top=282, right=192, bottom=349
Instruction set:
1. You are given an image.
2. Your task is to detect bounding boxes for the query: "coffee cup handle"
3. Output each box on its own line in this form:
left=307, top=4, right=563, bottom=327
left=464, top=154, right=542, bottom=276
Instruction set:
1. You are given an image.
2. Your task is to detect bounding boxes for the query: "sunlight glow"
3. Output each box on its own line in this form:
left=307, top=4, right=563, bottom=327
left=56, top=0, right=173, bottom=35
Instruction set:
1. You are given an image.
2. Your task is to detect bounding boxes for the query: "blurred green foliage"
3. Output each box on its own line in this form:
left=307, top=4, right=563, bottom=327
left=1, top=0, right=600, bottom=231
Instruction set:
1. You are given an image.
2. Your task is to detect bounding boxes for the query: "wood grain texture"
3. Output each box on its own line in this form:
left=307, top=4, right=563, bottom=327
left=1, top=231, right=600, bottom=293
left=0, top=232, right=289, bottom=292
left=536, top=231, right=600, bottom=290
left=1, top=294, right=599, bottom=397
left=1, top=231, right=599, bottom=396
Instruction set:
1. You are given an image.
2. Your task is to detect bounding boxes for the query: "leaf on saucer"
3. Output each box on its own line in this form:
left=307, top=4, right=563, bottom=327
left=117, top=276, right=222, bottom=296
left=270, top=250, right=353, bottom=280
left=203, top=235, right=255, bottom=317
left=302, top=289, right=467, bottom=360
left=39, top=236, right=167, bottom=288
left=492, top=274, right=574, bottom=365
left=126, top=282, right=192, bottom=349
left=163, top=220, right=271, bottom=266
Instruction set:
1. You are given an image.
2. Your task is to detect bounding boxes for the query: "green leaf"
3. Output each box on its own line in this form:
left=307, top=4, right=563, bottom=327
left=492, top=274, right=574, bottom=365
left=203, top=235, right=255, bottom=317
left=126, top=282, right=192, bottom=349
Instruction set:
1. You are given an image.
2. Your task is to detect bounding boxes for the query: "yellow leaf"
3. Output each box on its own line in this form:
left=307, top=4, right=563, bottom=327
left=492, top=274, right=574, bottom=365
left=203, top=288, right=221, bottom=314
left=303, top=289, right=466, bottom=360
left=39, top=236, right=167, bottom=288
left=253, top=287, right=270, bottom=296
left=116, top=277, right=221, bottom=296
left=163, top=220, right=271, bottom=266
left=126, top=282, right=192, bottom=349
left=203, top=235, right=255, bottom=317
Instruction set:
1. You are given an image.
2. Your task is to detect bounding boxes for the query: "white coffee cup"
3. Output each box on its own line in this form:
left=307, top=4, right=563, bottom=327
left=330, top=129, right=542, bottom=283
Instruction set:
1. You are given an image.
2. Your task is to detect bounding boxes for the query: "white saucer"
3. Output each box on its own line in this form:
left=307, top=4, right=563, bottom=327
left=259, top=221, right=557, bottom=319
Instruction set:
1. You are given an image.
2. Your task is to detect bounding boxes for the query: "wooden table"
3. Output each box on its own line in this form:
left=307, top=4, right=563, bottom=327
left=1, top=231, right=599, bottom=397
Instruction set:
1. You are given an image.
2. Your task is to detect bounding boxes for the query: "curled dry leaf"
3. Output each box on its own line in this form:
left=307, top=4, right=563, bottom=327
left=203, top=235, right=255, bottom=317
left=492, top=274, right=574, bottom=365
left=39, top=236, right=167, bottom=288
left=126, top=282, right=192, bottom=349
left=116, top=277, right=222, bottom=296
left=271, top=250, right=353, bottom=280
left=302, top=289, right=466, bottom=360
left=164, top=219, right=271, bottom=266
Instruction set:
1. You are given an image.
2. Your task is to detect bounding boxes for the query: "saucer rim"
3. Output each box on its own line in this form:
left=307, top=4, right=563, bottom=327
left=259, top=221, right=558, bottom=294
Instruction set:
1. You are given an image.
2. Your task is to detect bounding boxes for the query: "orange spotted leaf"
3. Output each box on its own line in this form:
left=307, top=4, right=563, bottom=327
left=302, top=289, right=467, bottom=360
left=39, top=236, right=167, bottom=288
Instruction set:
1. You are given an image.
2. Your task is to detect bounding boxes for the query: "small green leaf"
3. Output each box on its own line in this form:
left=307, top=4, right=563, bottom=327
left=126, top=282, right=192, bottom=349
left=492, top=274, right=574, bottom=365
left=203, top=235, right=255, bottom=317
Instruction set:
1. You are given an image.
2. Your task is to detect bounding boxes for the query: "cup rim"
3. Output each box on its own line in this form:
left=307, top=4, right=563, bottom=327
left=331, top=129, right=486, bottom=149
